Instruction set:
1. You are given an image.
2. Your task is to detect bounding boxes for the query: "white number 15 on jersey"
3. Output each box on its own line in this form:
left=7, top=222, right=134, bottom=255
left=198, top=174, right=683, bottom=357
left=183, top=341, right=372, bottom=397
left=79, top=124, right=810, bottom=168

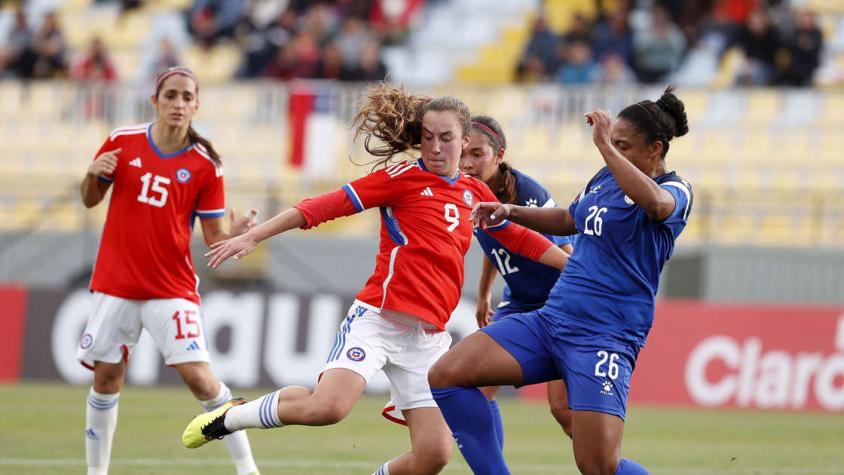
left=137, top=172, right=170, bottom=208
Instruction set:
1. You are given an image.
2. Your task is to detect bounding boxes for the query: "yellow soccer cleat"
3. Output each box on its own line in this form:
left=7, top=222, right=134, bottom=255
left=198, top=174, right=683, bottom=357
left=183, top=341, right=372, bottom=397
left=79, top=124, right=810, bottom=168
left=182, top=398, right=246, bottom=449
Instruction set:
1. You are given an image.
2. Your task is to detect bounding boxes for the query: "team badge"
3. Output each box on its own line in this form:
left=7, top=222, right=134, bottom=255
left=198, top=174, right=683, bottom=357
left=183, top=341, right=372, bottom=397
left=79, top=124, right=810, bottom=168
left=176, top=168, right=192, bottom=183
left=80, top=333, right=93, bottom=349
left=462, top=190, right=473, bottom=206
left=347, top=347, right=366, bottom=362
left=623, top=194, right=634, bottom=205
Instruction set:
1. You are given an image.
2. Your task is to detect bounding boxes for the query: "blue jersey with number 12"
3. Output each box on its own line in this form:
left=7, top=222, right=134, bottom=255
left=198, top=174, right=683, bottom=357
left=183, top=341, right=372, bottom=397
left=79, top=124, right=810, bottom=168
left=474, top=168, right=571, bottom=310
left=542, top=166, right=693, bottom=347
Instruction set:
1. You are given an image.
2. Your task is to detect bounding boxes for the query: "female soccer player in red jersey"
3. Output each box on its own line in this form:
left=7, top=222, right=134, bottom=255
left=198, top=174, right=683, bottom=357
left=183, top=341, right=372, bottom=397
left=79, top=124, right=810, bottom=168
left=78, top=67, right=260, bottom=475
left=460, top=115, right=574, bottom=444
left=182, top=83, right=568, bottom=475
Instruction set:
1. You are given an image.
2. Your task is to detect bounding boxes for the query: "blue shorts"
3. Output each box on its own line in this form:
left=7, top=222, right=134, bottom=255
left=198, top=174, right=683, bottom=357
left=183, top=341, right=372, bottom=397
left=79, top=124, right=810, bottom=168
left=481, top=310, right=639, bottom=420
left=491, top=301, right=541, bottom=322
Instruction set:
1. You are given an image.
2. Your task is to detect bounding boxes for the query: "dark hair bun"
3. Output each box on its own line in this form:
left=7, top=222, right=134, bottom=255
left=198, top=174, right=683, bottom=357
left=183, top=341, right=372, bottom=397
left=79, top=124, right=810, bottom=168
left=655, top=86, right=689, bottom=138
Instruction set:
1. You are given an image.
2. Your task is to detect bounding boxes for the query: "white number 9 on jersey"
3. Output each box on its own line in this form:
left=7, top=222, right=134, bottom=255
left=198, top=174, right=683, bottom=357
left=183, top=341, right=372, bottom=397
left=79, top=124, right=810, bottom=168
left=444, top=203, right=459, bottom=232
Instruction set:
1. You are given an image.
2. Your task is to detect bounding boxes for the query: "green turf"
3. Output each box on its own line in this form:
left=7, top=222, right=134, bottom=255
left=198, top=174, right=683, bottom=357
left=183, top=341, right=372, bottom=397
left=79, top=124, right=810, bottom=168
left=2, top=382, right=843, bottom=474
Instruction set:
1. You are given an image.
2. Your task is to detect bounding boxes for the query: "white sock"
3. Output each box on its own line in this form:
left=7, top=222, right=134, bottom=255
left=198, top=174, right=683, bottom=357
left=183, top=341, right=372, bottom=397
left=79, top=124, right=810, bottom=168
left=200, top=383, right=259, bottom=475
left=224, top=389, right=283, bottom=431
left=372, top=460, right=392, bottom=475
left=86, top=388, right=119, bottom=475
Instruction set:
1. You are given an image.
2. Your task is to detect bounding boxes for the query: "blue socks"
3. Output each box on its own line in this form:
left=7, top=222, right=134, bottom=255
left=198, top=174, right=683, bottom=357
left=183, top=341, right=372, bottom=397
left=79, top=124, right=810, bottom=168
left=615, top=458, right=649, bottom=474
left=488, top=399, right=504, bottom=450
left=432, top=387, right=510, bottom=475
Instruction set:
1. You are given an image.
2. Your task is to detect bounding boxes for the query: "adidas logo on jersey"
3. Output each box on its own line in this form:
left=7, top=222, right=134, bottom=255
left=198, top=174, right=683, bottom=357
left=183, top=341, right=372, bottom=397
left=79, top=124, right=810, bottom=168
left=129, top=157, right=142, bottom=168
left=420, top=187, right=434, bottom=196
left=186, top=341, right=200, bottom=351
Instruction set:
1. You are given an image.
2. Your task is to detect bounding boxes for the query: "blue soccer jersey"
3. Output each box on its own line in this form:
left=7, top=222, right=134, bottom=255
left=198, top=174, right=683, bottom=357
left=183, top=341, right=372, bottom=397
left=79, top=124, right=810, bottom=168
left=543, top=166, right=693, bottom=346
left=474, top=169, right=571, bottom=311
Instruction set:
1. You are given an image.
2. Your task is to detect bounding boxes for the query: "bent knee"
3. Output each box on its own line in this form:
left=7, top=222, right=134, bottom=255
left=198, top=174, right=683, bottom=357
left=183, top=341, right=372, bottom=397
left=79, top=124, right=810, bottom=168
left=411, top=442, right=451, bottom=473
left=428, top=359, right=465, bottom=388
left=306, top=401, right=351, bottom=425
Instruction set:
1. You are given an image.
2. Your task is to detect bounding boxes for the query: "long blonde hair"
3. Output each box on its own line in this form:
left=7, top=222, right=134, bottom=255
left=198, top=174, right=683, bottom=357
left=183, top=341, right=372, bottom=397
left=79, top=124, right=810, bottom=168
left=351, top=82, right=471, bottom=169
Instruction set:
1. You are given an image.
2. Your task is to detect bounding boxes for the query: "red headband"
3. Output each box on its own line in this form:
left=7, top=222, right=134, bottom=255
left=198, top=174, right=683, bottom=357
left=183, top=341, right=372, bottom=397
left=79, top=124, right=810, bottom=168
left=155, top=67, right=198, bottom=93
left=472, top=121, right=503, bottom=150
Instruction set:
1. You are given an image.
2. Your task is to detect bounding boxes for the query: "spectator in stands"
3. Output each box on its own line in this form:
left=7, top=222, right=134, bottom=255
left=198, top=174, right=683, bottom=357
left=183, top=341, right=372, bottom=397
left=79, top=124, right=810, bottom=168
left=187, top=0, right=246, bottom=47
left=319, top=41, right=344, bottom=80
left=0, top=8, right=31, bottom=78
left=592, top=9, right=635, bottom=70
left=369, top=0, right=423, bottom=45
left=562, top=13, right=593, bottom=45
left=261, top=31, right=320, bottom=80
left=237, top=7, right=296, bottom=78
left=779, top=9, right=823, bottom=87
left=341, top=38, right=387, bottom=82
left=590, top=52, right=636, bottom=86
left=633, top=5, right=687, bottom=83
left=19, top=11, right=67, bottom=79
left=335, top=16, right=374, bottom=69
left=732, top=7, right=782, bottom=86
left=516, top=16, right=559, bottom=81
left=555, top=39, right=597, bottom=85
left=302, top=2, right=338, bottom=47
left=71, top=37, right=118, bottom=84
left=139, top=38, right=182, bottom=82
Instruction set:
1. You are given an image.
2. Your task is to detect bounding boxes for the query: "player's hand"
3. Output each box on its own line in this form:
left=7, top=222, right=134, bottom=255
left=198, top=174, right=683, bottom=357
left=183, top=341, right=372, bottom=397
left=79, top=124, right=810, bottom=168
left=475, top=295, right=495, bottom=329
left=229, top=208, right=259, bottom=237
left=205, top=231, right=259, bottom=268
left=471, top=202, right=511, bottom=228
left=585, top=110, right=613, bottom=148
left=88, top=148, right=121, bottom=178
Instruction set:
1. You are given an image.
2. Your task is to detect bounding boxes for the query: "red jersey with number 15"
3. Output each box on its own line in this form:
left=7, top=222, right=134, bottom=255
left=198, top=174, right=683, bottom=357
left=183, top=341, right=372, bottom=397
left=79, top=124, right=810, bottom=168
left=89, top=123, right=226, bottom=303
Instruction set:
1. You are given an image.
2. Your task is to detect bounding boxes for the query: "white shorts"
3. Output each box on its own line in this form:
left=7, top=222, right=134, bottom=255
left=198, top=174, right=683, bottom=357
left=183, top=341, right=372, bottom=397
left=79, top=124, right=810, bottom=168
left=324, top=300, right=451, bottom=413
left=76, top=292, right=210, bottom=368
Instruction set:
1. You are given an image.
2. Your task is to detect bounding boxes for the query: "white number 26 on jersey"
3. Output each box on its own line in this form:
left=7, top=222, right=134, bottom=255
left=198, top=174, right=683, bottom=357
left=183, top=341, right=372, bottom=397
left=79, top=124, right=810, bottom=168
left=444, top=203, right=459, bottom=232
left=584, top=206, right=608, bottom=236
left=138, top=172, right=170, bottom=208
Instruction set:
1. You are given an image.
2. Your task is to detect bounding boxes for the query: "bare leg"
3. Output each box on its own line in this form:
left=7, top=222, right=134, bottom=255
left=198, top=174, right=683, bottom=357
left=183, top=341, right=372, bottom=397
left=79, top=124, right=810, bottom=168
left=571, top=410, right=623, bottom=475
left=547, top=380, right=573, bottom=438
left=277, top=368, right=366, bottom=426
left=384, top=407, right=452, bottom=475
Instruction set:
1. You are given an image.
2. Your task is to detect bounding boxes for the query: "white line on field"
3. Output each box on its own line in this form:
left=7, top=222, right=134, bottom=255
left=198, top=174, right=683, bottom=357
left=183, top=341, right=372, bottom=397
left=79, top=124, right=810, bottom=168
left=2, top=459, right=843, bottom=474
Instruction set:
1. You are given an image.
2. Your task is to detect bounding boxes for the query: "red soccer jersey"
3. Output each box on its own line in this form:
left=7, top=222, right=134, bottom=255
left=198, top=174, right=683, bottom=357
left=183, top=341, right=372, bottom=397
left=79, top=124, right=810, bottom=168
left=89, top=123, right=225, bottom=303
left=337, top=159, right=547, bottom=330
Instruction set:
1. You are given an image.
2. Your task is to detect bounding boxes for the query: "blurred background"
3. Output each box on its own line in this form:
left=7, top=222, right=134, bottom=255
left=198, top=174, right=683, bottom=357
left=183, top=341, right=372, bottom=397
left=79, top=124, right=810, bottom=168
left=1, top=0, right=844, bottom=472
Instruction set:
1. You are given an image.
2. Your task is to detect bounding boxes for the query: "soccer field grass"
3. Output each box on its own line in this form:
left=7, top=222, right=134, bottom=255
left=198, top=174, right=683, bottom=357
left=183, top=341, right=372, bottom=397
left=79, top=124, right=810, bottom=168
left=2, top=382, right=842, bottom=475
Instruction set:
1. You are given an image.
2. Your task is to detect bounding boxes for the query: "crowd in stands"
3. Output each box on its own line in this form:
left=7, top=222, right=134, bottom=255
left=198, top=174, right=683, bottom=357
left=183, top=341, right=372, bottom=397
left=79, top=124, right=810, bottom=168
left=517, top=0, right=825, bottom=87
left=0, top=0, right=827, bottom=87
left=0, top=0, right=417, bottom=83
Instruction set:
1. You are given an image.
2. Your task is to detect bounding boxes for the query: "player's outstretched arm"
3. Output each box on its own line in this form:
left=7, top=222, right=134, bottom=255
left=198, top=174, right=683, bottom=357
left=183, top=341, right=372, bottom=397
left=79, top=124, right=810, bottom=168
left=205, top=207, right=306, bottom=268
left=473, top=202, right=577, bottom=236
left=200, top=208, right=259, bottom=246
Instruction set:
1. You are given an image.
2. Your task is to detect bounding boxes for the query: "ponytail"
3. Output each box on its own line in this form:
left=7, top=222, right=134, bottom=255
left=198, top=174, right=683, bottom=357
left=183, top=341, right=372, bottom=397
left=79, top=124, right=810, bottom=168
left=495, top=161, right=518, bottom=205
left=187, top=125, right=221, bottom=166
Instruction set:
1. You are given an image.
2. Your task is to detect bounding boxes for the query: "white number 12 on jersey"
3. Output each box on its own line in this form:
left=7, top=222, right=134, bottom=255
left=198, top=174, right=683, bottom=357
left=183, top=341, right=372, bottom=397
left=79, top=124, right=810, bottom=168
left=138, top=172, right=170, bottom=208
